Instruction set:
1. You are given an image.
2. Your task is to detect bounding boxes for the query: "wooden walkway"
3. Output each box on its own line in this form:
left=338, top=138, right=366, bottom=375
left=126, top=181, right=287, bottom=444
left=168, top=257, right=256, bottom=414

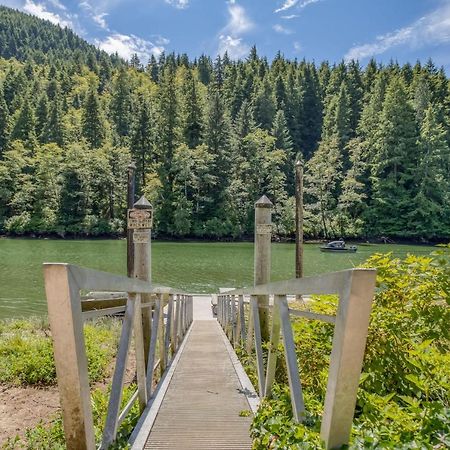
left=130, top=296, right=258, bottom=450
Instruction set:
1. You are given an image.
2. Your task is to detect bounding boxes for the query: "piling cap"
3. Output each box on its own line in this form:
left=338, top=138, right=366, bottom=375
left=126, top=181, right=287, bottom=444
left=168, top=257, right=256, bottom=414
left=134, top=195, right=152, bottom=209
left=255, top=195, right=273, bottom=208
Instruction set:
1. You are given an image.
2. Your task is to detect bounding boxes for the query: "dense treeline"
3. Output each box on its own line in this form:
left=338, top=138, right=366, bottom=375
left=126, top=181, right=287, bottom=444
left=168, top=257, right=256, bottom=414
left=0, top=8, right=449, bottom=239
left=0, top=6, right=121, bottom=66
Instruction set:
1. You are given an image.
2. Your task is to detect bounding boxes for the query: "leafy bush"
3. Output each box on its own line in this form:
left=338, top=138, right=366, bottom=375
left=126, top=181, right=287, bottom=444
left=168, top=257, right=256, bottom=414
left=0, top=317, right=121, bottom=385
left=244, top=247, right=450, bottom=449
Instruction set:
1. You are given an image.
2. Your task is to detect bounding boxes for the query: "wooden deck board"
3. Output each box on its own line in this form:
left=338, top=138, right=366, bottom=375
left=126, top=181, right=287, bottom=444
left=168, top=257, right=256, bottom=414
left=141, top=320, right=253, bottom=449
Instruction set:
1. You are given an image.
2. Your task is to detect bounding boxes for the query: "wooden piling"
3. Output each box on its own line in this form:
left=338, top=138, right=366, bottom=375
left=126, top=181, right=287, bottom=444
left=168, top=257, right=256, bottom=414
left=254, top=195, right=273, bottom=342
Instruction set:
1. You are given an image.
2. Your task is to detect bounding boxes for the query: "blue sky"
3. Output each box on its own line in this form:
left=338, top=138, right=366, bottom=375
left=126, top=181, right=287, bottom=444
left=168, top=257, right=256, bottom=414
left=2, top=0, right=450, bottom=70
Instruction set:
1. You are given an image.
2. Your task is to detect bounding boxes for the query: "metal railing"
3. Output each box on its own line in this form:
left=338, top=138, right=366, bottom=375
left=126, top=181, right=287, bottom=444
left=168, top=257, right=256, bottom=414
left=217, top=268, right=376, bottom=450
left=43, top=263, right=193, bottom=450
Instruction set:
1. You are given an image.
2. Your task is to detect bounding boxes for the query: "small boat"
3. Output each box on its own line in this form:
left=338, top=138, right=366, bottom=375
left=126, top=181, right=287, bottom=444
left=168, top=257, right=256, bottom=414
left=320, top=240, right=357, bottom=253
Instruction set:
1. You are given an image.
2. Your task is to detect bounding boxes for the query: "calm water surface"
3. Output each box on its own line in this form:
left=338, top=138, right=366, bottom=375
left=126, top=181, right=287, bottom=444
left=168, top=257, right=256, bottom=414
left=0, top=238, right=436, bottom=319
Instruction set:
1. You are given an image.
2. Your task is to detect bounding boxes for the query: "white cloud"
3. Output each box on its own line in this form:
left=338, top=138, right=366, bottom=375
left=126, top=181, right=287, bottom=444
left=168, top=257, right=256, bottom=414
left=224, top=2, right=254, bottom=35
left=23, top=0, right=73, bottom=28
left=294, top=41, right=302, bottom=52
left=345, top=1, right=450, bottom=61
left=217, top=2, right=253, bottom=59
left=96, top=33, right=166, bottom=61
left=275, top=0, right=298, bottom=13
left=218, top=34, right=249, bottom=59
left=48, top=0, right=67, bottom=10
left=93, top=12, right=108, bottom=29
left=164, top=0, right=189, bottom=9
left=281, top=14, right=299, bottom=20
left=79, top=0, right=110, bottom=29
left=273, top=23, right=294, bottom=34
left=275, top=0, right=321, bottom=14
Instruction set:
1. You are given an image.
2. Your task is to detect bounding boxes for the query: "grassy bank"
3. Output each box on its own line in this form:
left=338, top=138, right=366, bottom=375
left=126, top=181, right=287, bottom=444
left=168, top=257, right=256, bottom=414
left=0, top=317, right=139, bottom=449
left=237, top=246, right=450, bottom=449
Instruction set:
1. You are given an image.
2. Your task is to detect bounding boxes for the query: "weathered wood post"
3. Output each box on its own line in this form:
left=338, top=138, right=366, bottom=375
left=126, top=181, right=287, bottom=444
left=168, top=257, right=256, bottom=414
left=128, top=195, right=153, bottom=365
left=295, top=160, right=304, bottom=300
left=254, top=195, right=273, bottom=341
left=127, top=162, right=136, bottom=278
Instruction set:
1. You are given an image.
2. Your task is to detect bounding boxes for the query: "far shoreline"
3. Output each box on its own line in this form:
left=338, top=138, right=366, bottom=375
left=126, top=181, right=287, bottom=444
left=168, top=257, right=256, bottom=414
left=0, top=233, right=445, bottom=247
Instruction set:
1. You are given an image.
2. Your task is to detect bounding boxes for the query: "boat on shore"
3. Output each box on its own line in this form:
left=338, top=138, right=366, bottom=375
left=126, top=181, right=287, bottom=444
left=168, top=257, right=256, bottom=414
left=320, top=240, right=357, bottom=253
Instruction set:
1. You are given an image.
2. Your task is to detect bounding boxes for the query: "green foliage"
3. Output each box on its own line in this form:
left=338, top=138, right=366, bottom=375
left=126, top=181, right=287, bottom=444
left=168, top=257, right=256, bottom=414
left=0, top=318, right=120, bottom=385
left=243, top=249, right=450, bottom=448
left=0, top=5, right=449, bottom=239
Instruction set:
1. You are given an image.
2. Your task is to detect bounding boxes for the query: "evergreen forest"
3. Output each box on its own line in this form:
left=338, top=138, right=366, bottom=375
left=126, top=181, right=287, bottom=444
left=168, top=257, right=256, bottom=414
left=0, top=6, right=449, bottom=240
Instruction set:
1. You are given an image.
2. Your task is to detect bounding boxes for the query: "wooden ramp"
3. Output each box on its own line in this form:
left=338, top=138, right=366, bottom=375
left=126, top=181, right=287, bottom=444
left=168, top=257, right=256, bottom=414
left=130, top=297, right=258, bottom=450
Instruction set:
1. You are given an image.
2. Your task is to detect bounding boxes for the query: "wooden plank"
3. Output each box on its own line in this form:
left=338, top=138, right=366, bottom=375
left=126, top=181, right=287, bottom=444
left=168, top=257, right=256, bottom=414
left=279, top=295, right=305, bottom=423
left=82, top=305, right=126, bottom=320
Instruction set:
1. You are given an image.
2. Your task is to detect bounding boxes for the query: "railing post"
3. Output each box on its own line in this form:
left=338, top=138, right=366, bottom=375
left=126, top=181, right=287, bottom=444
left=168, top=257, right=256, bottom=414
left=165, top=294, right=174, bottom=362
left=129, top=195, right=153, bottom=366
left=158, top=294, right=167, bottom=376
left=43, top=264, right=95, bottom=450
left=133, top=293, right=148, bottom=412
left=254, top=195, right=272, bottom=342
left=320, top=270, right=376, bottom=449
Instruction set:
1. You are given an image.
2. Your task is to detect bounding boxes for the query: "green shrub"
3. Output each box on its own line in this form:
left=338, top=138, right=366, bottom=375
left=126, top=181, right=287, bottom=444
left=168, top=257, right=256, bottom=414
left=0, top=318, right=121, bottom=385
left=246, top=247, right=450, bottom=449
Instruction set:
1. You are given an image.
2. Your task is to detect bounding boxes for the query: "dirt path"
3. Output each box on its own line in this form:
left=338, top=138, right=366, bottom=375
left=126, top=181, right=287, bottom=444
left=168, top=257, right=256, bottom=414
left=0, top=351, right=137, bottom=445
left=0, top=384, right=60, bottom=445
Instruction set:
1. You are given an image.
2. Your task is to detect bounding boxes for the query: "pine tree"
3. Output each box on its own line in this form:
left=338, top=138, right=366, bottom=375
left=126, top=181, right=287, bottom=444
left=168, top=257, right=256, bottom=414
left=0, top=86, right=11, bottom=155
left=322, top=81, right=351, bottom=151
left=156, top=66, right=179, bottom=233
left=35, top=94, right=49, bottom=141
left=111, top=67, right=132, bottom=140
left=42, top=94, right=65, bottom=147
left=338, top=138, right=367, bottom=236
left=253, top=76, right=276, bottom=130
left=82, top=88, right=105, bottom=149
left=304, top=138, right=342, bottom=238
left=272, top=109, right=293, bottom=156
left=11, top=98, right=37, bottom=149
left=369, top=76, right=419, bottom=236
left=409, top=105, right=450, bottom=237
left=180, top=69, right=203, bottom=148
left=130, top=95, right=155, bottom=190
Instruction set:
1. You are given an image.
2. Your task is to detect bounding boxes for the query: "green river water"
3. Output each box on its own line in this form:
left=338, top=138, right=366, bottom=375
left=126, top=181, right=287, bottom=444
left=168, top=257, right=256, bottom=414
left=0, top=238, right=436, bottom=319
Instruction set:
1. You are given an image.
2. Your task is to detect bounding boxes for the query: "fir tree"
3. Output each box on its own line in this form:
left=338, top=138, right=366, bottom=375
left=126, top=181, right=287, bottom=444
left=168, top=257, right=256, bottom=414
left=11, top=98, right=37, bottom=150
left=0, top=86, right=11, bottom=154
left=370, top=76, right=419, bottom=236
left=82, top=88, right=105, bottom=149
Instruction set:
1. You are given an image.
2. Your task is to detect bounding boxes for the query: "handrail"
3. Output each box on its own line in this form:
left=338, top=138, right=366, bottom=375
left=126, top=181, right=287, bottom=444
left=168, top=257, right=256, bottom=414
left=43, top=263, right=194, bottom=450
left=217, top=268, right=376, bottom=450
